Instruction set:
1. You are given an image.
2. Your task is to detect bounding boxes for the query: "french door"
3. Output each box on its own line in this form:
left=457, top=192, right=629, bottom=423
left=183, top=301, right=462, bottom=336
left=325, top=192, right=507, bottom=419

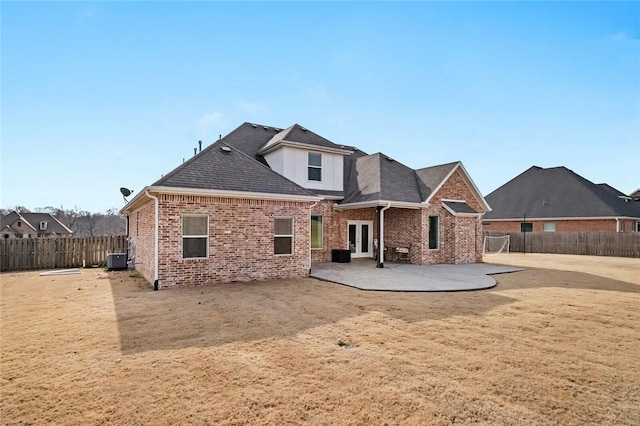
left=347, top=221, right=374, bottom=258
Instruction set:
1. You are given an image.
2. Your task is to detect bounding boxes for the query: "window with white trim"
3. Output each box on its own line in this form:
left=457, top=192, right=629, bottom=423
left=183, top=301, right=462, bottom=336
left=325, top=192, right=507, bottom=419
left=544, top=222, right=556, bottom=233
left=308, top=152, right=322, bottom=181
left=636, top=221, right=640, bottom=232
left=274, top=217, right=294, bottom=255
left=182, top=215, right=208, bottom=259
left=311, top=215, right=323, bottom=249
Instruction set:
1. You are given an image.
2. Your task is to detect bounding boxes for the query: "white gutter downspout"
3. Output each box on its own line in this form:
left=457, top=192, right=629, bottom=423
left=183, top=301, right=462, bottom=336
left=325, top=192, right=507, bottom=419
left=309, top=201, right=319, bottom=274
left=377, top=203, right=392, bottom=268
left=145, top=190, right=160, bottom=291
left=616, top=217, right=620, bottom=233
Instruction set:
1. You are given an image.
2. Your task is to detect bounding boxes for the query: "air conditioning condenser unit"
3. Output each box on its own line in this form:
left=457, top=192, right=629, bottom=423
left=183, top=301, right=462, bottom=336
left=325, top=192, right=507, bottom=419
left=107, top=253, right=127, bottom=270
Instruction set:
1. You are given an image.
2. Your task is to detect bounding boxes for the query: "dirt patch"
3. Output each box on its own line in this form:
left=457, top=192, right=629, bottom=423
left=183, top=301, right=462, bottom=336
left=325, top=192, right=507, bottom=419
left=1, top=257, right=639, bottom=425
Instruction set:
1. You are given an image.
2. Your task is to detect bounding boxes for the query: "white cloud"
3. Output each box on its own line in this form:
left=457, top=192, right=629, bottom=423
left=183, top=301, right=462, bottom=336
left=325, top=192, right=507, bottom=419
left=608, top=29, right=637, bottom=42
left=302, top=84, right=330, bottom=102
left=195, top=111, right=224, bottom=139
left=238, top=100, right=266, bottom=114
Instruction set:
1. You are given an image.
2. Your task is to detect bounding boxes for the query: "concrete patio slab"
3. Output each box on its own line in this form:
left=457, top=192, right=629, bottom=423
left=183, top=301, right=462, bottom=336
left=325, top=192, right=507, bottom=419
left=310, top=260, right=524, bottom=292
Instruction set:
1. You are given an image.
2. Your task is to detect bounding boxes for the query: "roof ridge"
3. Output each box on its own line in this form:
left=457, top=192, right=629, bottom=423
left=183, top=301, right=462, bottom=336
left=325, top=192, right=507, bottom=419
left=564, top=167, right=622, bottom=216
left=153, top=137, right=226, bottom=186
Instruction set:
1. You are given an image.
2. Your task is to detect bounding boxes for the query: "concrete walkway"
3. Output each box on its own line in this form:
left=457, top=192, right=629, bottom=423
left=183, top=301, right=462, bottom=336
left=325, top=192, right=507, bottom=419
left=310, top=260, right=523, bottom=292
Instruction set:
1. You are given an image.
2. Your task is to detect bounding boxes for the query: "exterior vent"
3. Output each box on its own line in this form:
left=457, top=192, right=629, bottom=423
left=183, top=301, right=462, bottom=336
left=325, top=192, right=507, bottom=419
left=263, top=126, right=269, bottom=130
left=40, top=221, right=48, bottom=231
left=221, top=146, right=232, bottom=152
left=251, top=124, right=257, bottom=128
left=107, top=253, right=127, bottom=270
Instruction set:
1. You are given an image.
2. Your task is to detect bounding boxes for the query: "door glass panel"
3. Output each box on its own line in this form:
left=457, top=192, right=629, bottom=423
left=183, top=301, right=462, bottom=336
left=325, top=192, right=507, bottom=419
left=361, top=224, right=369, bottom=253
left=348, top=224, right=356, bottom=253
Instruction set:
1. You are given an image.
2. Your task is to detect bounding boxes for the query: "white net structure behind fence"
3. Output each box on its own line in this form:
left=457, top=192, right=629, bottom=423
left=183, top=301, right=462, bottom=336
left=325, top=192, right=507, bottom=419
left=483, top=235, right=510, bottom=255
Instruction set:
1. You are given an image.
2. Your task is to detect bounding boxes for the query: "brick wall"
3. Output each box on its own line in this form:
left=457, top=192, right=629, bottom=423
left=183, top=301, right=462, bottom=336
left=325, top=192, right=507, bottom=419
left=310, top=168, right=484, bottom=266
left=420, top=169, right=484, bottom=264
left=128, top=199, right=156, bottom=284
left=154, top=194, right=311, bottom=288
left=483, top=219, right=629, bottom=233
left=310, top=201, right=377, bottom=262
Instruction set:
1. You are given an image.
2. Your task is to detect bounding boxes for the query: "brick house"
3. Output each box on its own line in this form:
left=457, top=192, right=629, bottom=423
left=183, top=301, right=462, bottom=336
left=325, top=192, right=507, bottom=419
left=1, top=211, right=74, bottom=239
left=121, top=122, right=490, bottom=289
left=483, top=166, right=640, bottom=233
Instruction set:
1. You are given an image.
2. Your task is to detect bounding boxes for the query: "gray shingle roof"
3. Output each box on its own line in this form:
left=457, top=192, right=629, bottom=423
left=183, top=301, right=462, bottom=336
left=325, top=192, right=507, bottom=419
left=153, top=140, right=316, bottom=197
left=443, top=201, right=478, bottom=215
left=259, top=123, right=347, bottom=152
left=146, top=122, right=486, bottom=207
left=484, top=166, right=640, bottom=219
left=415, top=162, right=458, bottom=201
left=1, top=212, right=73, bottom=235
left=342, top=153, right=424, bottom=204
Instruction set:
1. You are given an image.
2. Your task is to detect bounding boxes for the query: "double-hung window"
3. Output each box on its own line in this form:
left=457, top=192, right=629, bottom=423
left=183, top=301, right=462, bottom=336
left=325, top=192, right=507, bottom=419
left=183, top=215, right=208, bottom=259
left=274, top=217, right=294, bottom=255
left=308, top=152, right=322, bottom=182
left=311, top=215, right=323, bottom=249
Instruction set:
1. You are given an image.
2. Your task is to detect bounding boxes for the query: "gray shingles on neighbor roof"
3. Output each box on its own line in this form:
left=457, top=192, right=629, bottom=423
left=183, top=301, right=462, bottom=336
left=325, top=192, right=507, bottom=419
left=484, top=166, right=640, bottom=220
left=1, top=212, right=72, bottom=235
left=153, top=140, right=316, bottom=197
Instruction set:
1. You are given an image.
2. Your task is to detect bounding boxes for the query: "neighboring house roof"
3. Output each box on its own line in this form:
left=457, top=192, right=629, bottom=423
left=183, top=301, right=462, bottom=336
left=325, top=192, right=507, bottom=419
left=0, top=211, right=73, bottom=235
left=484, top=166, right=640, bottom=220
left=152, top=140, right=317, bottom=197
left=630, top=189, right=640, bottom=199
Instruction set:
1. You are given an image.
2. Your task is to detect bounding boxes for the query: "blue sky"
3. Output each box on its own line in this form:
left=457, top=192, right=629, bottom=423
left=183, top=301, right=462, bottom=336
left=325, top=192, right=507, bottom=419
left=2, top=1, right=639, bottom=212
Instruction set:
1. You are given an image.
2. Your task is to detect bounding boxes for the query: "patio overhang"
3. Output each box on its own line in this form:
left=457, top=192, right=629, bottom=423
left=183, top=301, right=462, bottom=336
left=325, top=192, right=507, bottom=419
left=332, top=200, right=422, bottom=210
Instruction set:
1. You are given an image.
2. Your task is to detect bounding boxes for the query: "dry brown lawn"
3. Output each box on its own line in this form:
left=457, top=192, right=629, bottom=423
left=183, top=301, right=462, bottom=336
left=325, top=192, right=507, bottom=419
left=1, top=255, right=639, bottom=425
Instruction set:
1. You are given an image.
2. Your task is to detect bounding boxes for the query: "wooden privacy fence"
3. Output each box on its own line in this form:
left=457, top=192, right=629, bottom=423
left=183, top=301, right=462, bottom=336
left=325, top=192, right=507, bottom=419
left=0, top=235, right=128, bottom=272
left=504, top=232, right=640, bottom=258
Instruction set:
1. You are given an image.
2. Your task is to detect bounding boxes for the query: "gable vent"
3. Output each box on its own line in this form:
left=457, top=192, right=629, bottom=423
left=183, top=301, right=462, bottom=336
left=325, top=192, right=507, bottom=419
left=40, top=221, right=48, bottom=231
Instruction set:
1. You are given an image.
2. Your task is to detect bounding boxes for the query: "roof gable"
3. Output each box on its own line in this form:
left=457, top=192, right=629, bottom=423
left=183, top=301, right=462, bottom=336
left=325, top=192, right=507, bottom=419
left=484, top=166, right=640, bottom=219
left=342, top=153, right=424, bottom=204
left=257, top=123, right=352, bottom=155
left=415, top=162, right=459, bottom=201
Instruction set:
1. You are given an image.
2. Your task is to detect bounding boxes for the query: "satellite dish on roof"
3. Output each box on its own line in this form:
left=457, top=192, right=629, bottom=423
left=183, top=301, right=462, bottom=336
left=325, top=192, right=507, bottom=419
left=120, top=187, right=133, bottom=204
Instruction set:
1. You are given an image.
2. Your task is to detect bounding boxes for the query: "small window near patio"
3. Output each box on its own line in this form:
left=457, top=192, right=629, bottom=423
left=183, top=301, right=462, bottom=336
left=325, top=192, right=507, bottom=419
left=428, top=216, right=439, bottom=249
left=544, top=222, right=556, bottom=233
left=308, top=152, right=322, bottom=181
left=311, top=215, right=323, bottom=249
left=183, top=215, right=208, bottom=259
left=274, top=217, right=294, bottom=255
